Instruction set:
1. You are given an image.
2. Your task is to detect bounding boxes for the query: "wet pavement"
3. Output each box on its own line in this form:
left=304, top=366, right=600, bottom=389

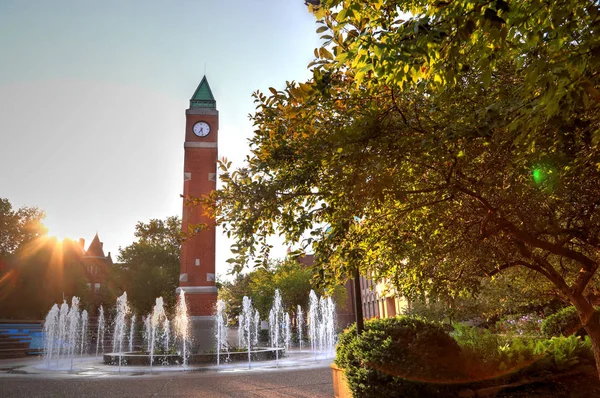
left=0, top=351, right=334, bottom=397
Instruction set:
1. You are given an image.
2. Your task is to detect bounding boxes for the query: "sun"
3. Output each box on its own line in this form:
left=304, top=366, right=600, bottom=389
left=41, top=222, right=71, bottom=243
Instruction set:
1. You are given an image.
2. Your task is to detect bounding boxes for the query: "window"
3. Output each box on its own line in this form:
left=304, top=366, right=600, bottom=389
left=94, top=283, right=101, bottom=293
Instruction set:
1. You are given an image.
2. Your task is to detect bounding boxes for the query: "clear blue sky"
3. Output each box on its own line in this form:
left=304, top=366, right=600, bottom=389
left=0, top=0, right=320, bottom=277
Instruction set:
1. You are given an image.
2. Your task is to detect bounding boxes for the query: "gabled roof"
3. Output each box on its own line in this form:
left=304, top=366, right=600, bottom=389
left=190, top=76, right=216, bottom=109
left=84, top=233, right=106, bottom=259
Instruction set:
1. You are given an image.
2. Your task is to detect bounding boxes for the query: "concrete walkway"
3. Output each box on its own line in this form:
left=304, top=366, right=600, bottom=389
left=0, top=351, right=335, bottom=397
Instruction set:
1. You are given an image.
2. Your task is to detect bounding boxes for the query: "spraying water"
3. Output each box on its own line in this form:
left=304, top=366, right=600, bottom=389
left=66, top=297, right=81, bottom=370
left=284, top=312, right=291, bottom=351
left=174, top=290, right=190, bottom=367
left=238, top=313, right=245, bottom=348
left=96, top=305, right=105, bottom=356
left=253, top=309, right=260, bottom=346
left=113, top=292, right=130, bottom=370
left=80, top=310, right=88, bottom=356
left=297, top=305, right=304, bottom=350
left=143, top=315, right=151, bottom=352
left=308, top=291, right=318, bottom=354
left=149, top=297, right=166, bottom=368
left=215, top=299, right=228, bottom=367
left=57, top=301, right=68, bottom=362
left=242, top=296, right=253, bottom=368
left=270, top=289, right=283, bottom=363
left=128, top=314, right=136, bottom=353
left=43, top=304, right=59, bottom=368
left=308, top=290, right=336, bottom=358
left=163, top=319, right=171, bottom=352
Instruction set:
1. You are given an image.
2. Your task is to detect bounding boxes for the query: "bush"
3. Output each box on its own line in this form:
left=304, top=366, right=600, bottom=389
left=335, top=316, right=464, bottom=398
left=495, top=313, right=543, bottom=336
left=452, top=323, right=509, bottom=367
left=541, top=306, right=583, bottom=338
left=453, top=323, right=593, bottom=378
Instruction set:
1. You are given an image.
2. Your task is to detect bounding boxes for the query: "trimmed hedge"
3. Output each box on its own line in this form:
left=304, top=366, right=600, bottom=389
left=335, top=316, right=464, bottom=398
left=541, top=306, right=584, bottom=338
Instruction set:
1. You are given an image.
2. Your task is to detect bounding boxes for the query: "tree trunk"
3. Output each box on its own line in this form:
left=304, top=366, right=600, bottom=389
left=572, top=294, right=600, bottom=379
left=353, top=267, right=364, bottom=335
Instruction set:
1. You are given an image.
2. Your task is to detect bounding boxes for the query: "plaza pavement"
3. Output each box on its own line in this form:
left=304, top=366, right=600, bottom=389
left=0, top=352, right=334, bottom=397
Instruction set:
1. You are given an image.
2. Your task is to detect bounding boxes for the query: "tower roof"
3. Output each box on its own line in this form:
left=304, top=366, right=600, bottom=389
left=84, top=233, right=106, bottom=259
left=190, top=76, right=216, bottom=109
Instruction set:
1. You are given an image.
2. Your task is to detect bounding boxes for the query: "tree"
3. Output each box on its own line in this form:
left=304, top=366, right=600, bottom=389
left=115, top=216, right=181, bottom=315
left=0, top=198, right=46, bottom=256
left=206, top=0, right=600, bottom=376
left=0, top=237, right=89, bottom=319
left=218, top=257, right=347, bottom=324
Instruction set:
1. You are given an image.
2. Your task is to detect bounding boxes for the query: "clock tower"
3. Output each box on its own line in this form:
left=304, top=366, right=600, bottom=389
left=178, top=76, right=218, bottom=350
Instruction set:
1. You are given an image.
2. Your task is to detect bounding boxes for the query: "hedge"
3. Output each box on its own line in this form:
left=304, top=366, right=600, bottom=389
left=335, top=316, right=464, bottom=397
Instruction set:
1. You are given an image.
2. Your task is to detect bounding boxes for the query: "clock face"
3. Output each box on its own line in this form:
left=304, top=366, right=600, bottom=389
left=193, top=121, right=211, bottom=137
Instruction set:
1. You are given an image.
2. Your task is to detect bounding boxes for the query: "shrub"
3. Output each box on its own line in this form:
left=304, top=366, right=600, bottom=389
left=452, top=323, right=509, bottom=367
left=541, top=306, right=583, bottom=338
left=495, top=313, right=543, bottom=336
left=453, top=323, right=593, bottom=378
left=535, top=335, right=594, bottom=371
left=335, top=316, right=464, bottom=398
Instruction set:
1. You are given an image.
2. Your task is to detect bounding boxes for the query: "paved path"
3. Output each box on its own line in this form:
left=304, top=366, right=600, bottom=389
left=0, top=354, right=334, bottom=397
left=0, top=366, right=333, bottom=397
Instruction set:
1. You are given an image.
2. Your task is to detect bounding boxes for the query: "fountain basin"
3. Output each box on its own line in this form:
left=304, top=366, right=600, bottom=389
left=103, top=347, right=285, bottom=366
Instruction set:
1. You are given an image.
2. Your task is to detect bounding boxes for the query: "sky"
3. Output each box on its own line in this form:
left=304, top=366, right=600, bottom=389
left=0, top=0, right=321, bottom=279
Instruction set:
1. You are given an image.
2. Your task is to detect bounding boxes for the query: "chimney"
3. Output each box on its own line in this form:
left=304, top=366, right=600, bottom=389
left=79, top=238, right=85, bottom=249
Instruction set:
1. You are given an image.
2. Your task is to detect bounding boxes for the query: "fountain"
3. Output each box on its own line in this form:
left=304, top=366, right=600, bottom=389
left=242, top=296, right=253, bottom=368
left=43, top=304, right=59, bottom=368
left=149, top=297, right=166, bottom=368
left=96, top=305, right=105, bottom=356
left=308, top=290, right=336, bottom=358
left=128, top=314, right=136, bottom=353
left=113, top=292, right=130, bottom=370
left=173, top=290, right=190, bottom=367
left=215, top=299, right=228, bottom=367
left=270, top=289, right=284, bottom=362
left=143, top=315, right=151, bottom=352
left=284, top=312, right=291, bottom=351
left=253, top=309, right=260, bottom=346
left=80, top=310, right=88, bottom=356
left=39, top=287, right=337, bottom=372
left=297, top=305, right=304, bottom=350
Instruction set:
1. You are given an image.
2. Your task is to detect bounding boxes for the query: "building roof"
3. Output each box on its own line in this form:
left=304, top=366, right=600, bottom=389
left=84, top=233, right=106, bottom=259
left=190, top=76, right=216, bottom=109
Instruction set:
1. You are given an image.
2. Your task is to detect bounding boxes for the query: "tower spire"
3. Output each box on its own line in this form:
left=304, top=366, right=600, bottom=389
left=190, top=76, right=216, bottom=109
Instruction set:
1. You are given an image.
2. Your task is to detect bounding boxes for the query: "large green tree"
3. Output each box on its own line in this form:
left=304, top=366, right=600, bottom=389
left=0, top=198, right=46, bottom=256
left=206, top=0, right=600, bottom=376
left=219, top=257, right=346, bottom=324
left=115, top=216, right=181, bottom=315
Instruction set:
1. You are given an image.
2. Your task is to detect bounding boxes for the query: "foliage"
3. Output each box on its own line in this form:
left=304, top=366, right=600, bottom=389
left=335, top=316, right=463, bottom=397
left=541, top=306, right=585, bottom=338
left=218, top=256, right=346, bottom=323
left=452, top=323, right=509, bottom=368
left=453, top=323, right=594, bottom=378
left=495, top=313, right=544, bottom=337
left=115, top=216, right=181, bottom=315
left=309, top=0, right=600, bottom=141
left=0, top=198, right=46, bottom=256
left=202, top=0, right=600, bottom=374
left=0, top=237, right=89, bottom=319
left=406, top=269, right=564, bottom=326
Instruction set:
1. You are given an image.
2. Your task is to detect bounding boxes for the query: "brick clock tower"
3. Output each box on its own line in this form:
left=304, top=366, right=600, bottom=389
left=177, top=76, right=218, bottom=351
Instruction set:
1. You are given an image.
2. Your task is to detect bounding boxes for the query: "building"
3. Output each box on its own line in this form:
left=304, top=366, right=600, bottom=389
left=80, top=233, right=113, bottom=305
left=177, top=76, right=219, bottom=351
left=360, top=276, right=408, bottom=319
